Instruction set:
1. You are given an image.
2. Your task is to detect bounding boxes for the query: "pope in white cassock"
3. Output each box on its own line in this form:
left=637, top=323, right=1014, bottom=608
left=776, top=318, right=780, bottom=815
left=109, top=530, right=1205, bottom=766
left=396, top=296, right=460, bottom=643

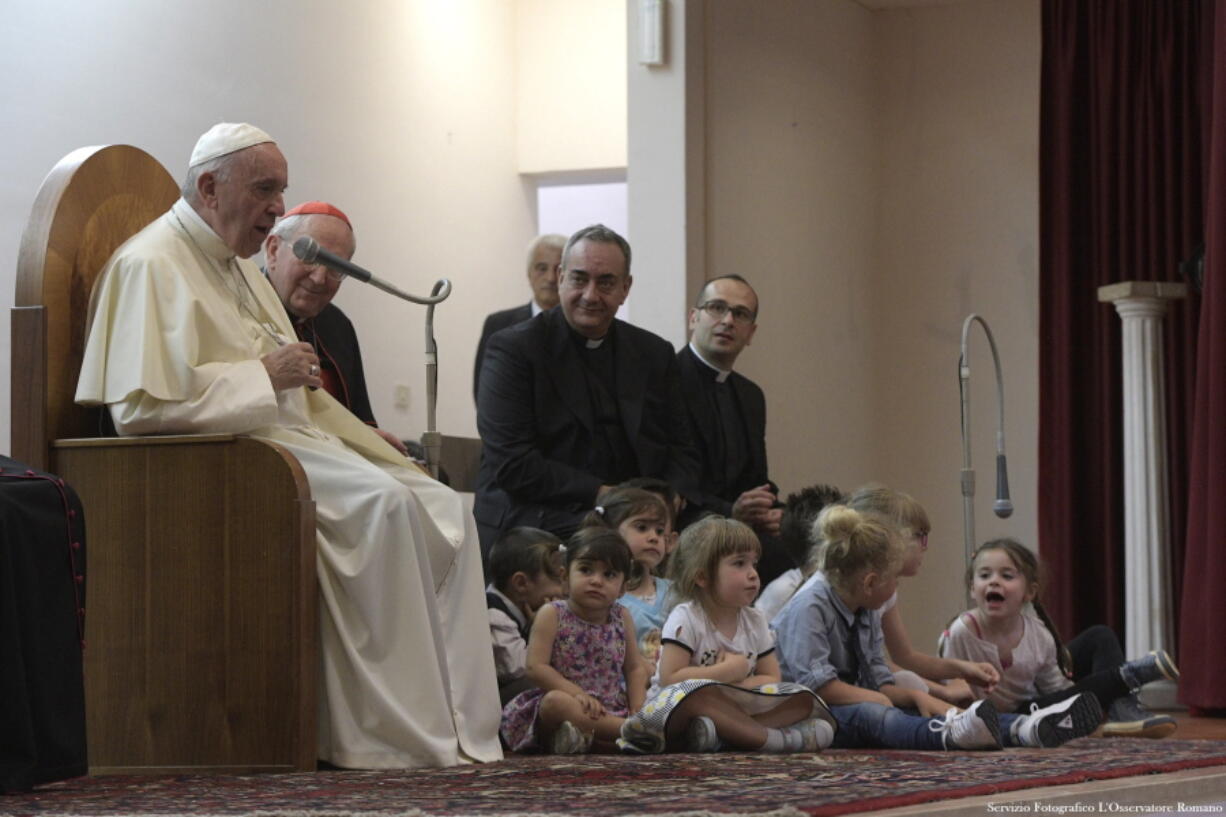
left=75, top=122, right=503, bottom=769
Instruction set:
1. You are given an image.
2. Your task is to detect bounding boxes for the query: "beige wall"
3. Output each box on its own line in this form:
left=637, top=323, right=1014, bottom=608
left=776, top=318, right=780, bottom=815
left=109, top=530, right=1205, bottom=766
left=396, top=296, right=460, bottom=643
left=516, top=0, right=627, bottom=175
left=697, top=0, right=1040, bottom=649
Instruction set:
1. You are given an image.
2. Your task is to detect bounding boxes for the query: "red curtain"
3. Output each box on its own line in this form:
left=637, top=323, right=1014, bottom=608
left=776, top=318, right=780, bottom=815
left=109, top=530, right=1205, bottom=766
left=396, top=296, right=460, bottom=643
left=1179, top=1, right=1226, bottom=712
left=1039, top=1, right=1204, bottom=642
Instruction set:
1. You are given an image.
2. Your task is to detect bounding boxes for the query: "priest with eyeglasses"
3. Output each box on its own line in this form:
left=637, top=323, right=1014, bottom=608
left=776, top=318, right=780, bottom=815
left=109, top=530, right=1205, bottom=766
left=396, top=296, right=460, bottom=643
left=676, top=275, right=790, bottom=583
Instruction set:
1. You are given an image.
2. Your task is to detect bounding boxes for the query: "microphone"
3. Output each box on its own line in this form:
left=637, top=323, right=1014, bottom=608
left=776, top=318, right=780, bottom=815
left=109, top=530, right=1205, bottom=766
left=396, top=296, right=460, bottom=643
left=994, top=451, right=1013, bottom=518
left=292, top=236, right=372, bottom=283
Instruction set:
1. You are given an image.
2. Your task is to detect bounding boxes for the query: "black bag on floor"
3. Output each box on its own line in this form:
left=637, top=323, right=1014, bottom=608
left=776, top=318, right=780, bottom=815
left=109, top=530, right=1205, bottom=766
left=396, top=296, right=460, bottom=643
left=0, top=456, right=87, bottom=792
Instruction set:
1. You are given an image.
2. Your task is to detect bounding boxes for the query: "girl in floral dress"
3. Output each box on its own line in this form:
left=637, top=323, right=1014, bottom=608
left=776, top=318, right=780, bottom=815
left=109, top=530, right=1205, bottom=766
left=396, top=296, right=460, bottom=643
left=500, top=528, right=648, bottom=754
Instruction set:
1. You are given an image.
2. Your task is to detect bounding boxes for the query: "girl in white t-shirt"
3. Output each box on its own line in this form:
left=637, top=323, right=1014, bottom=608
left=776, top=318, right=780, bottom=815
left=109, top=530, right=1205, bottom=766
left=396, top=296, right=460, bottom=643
left=618, top=516, right=836, bottom=754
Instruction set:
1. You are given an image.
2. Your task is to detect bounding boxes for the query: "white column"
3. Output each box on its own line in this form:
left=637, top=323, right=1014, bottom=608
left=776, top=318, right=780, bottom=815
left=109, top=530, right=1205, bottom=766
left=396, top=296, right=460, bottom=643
left=1097, top=281, right=1186, bottom=707
left=626, top=0, right=705, bottom=347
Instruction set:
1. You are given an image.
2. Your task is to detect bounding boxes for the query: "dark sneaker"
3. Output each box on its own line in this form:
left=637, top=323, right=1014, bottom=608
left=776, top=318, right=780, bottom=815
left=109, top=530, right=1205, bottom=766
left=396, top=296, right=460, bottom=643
left=1119, top=650, right=1180, bottom=691
left=1102, top=694, right=1177, bottom=739
left=1015, top=693, right=1103, bottom=747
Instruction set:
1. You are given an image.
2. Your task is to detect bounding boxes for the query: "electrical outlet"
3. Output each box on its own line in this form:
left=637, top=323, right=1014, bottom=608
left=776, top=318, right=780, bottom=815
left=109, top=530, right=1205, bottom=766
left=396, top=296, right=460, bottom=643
left=393, top=384, right=410, bottom=410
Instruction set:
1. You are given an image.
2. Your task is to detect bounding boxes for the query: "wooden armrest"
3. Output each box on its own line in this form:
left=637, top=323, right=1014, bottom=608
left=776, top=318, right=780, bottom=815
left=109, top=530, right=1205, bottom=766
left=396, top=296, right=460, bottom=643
left=53, top=433, right=238, bottom=449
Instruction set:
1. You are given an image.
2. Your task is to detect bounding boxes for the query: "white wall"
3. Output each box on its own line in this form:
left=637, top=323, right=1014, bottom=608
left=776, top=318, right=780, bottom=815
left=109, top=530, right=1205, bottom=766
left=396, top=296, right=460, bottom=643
left=0, top=0, right=541, bottom=447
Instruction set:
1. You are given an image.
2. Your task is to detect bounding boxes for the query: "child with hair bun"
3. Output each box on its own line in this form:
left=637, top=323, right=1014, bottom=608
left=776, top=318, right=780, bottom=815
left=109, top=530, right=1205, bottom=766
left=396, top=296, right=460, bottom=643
left=942, top=539, right=1179, bottom=739
left=773, top=506, right=1101, bottom=750
left=619, top=516, right=837, bottom=754
left=845, top=484, right=1000, bottom=705
left=500, top=528, right=648, bottom=754
left=582, top=486, right=674, bottom=667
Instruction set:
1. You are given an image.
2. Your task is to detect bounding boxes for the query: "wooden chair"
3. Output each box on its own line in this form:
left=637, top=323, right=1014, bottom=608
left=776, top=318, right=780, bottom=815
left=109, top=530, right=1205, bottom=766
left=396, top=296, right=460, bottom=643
left=438, top=434, right=483, bottom=493
left=12, top=145, right=317, bottom=774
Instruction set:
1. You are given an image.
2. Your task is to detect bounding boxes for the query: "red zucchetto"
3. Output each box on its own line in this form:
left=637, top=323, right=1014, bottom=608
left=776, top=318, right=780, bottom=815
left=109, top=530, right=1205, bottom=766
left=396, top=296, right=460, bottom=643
left=283, top=201, right=351, bottom=228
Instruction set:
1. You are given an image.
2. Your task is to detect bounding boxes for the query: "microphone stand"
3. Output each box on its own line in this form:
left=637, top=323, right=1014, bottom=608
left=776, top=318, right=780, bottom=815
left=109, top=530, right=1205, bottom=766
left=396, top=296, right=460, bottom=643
left=420, top=280, right=448, bottom=481
left=294, top=235, right=453, bottom=479
left=958, top=314, right=1008, bottom=605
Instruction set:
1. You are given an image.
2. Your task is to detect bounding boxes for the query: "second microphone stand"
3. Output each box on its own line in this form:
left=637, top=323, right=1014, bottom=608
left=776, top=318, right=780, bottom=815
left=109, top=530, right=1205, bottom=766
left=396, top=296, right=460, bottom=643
left=958, top=314, right=1011, bottom=605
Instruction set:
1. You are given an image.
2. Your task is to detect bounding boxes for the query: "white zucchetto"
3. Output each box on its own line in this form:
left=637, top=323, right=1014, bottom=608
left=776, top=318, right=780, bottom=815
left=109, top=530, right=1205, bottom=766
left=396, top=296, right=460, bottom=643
left=189, top=122, right=275, bottom=168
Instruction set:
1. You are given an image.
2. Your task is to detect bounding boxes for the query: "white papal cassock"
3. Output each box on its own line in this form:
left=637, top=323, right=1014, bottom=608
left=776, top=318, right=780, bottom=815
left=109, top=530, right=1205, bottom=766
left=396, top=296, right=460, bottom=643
left=76, top=198, right=503, bottom=769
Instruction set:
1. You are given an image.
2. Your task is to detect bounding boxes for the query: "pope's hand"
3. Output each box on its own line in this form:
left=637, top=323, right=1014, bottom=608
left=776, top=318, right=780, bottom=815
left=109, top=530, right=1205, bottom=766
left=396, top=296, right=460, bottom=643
left=262, top=342, right=322, bottom=391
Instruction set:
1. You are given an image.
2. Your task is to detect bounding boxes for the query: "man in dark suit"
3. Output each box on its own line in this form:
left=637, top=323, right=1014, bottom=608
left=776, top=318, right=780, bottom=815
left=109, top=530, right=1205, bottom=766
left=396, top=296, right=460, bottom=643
left=263, top=201, right=408, bottom=455
left=677, top=275, right=790, bottom=583
left=472, top=234, right=567, bottom=401
left=475, top=225, right=701, bottom=560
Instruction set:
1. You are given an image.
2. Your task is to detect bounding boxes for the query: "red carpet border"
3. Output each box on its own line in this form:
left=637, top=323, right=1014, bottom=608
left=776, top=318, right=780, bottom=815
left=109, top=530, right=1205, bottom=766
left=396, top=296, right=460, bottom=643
left=4, top=738, right=1226, bottom=817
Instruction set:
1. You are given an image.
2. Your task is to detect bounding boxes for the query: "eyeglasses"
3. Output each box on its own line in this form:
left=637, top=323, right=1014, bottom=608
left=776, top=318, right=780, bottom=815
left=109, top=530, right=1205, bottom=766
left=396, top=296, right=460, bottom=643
left=561, top=270, right=623, bottom=294
left=300, top=261, right=345, bottom=284
left=698, top=300, right=755, bottom=325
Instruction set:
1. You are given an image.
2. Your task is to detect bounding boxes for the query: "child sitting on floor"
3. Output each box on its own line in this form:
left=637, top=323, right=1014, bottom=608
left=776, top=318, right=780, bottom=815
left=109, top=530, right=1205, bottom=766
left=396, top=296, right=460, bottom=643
left=619, top=516, right=836, bottom=754
left=584, top=486, right=674, bottom=668
left=486, top=527, right=565, bottom=705
left=755, top=483, right=843, bottom=621
left=941, top=538, right=1179, bottom=739
left=500, top=528, right=648, bottom=754
left=772, top=505, right=1102, bottom=750
left=845, top=484, right=999, bottom=705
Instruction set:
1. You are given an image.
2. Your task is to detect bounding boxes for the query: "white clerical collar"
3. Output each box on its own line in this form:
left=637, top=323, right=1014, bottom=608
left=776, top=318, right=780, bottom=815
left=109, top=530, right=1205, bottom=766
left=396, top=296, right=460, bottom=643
left=172, top=198, right=235, bottom=262
left=485, top=584, right=527, bottom=629
left=585, top=337, right=604, bottom=350
left=689, top=342, right=732, bottom=383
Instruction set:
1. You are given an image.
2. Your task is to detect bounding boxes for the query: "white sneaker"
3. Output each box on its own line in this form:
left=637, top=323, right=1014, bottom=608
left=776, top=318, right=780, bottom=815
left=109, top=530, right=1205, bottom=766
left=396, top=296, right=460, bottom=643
left=1013, top=693, right=1103, bottom=748
left=795, top=717, right=836, bottom=752
left=933, top=700, right=1002, bottom=750
left=549, top=720, right=593, bottom=754
left=685, top=716, right=722, bottom=752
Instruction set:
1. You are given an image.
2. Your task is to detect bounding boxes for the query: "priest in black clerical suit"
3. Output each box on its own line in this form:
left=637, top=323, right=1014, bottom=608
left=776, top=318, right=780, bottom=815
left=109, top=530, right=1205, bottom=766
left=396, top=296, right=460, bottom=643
left=676, top=275, right=792, bottom=584
left=474, top=225, right=700, bottom=560
left=472, top=234, right=566, bottom=401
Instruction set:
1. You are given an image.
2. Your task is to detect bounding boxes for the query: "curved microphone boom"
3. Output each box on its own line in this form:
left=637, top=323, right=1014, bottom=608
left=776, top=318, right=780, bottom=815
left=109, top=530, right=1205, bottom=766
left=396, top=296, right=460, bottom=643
left=959, top=314, right=1013, bottom=600
left=293, top=235, right=453, bottom=479
left=292, top=236, right=452, bottom=305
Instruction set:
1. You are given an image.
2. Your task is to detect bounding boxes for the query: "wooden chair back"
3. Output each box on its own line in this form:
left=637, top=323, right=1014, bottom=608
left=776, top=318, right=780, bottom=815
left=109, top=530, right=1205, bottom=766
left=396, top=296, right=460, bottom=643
left=12, top=145, right=178, bottom=468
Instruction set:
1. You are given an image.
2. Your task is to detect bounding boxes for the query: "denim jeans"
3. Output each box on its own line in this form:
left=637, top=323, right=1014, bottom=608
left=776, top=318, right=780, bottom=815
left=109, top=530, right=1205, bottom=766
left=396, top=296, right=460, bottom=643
left=830, top=702, right=1022, bottom=749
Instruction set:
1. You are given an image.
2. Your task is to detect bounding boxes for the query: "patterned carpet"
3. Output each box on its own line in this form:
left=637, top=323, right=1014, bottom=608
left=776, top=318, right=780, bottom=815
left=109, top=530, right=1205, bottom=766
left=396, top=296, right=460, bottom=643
left=4, top=739, right=1226, bottom=817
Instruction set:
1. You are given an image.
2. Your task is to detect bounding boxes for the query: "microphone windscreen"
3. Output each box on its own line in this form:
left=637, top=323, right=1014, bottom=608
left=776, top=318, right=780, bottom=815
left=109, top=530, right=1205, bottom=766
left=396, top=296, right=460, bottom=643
left=292, top=236, right=319, bottom=263
left=994, top=453, right=1013, bottom=518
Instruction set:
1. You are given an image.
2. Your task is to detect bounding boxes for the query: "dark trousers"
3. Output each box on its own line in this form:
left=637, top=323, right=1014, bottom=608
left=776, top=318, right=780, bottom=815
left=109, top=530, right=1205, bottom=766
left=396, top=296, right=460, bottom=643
left=1020, top=625, right=1128, bottom=713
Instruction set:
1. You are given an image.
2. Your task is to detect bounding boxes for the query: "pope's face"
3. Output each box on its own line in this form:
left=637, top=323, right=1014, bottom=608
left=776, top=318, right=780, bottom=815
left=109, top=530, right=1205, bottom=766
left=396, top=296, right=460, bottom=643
left=205, top=143, right=288, bottom=258
left=527, top=243, right=562, bottom=310
left=558, top=239, right=631, bottom=339
left=265, top=214, right=355, bottom=319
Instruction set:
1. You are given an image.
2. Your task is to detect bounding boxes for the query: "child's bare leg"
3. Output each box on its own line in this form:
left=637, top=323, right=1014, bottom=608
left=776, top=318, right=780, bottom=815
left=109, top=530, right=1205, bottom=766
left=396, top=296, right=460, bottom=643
left=537, top=690, right=601, bottom=744
left=666, top=687, right=768, bottom=749
left=752, top=694, right=813, bottom=729
left=590, top=715, right=628, bottom=752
